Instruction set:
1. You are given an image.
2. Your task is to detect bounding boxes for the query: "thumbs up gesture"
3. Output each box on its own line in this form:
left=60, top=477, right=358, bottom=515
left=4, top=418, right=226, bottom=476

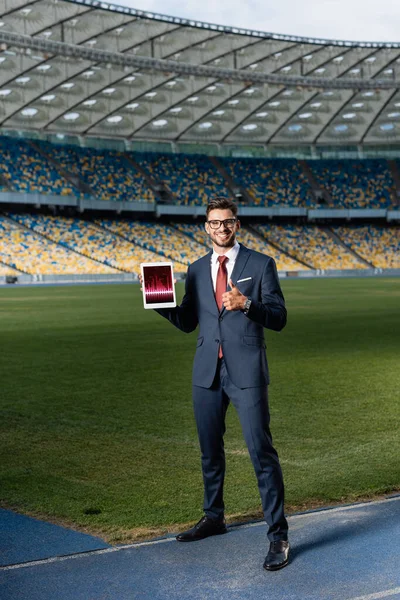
left=222, top=279, right=247, bottom=311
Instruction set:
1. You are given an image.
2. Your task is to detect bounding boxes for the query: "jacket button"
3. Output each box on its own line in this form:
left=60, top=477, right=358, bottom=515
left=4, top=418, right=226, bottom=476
left=215, top=339, right=219, bottom=343
left=218, top=316, right=223, bottom=321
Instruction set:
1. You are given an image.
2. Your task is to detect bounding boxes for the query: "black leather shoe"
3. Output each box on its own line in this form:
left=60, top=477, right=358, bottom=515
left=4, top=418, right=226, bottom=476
left=263, top=540, right=290, bottom=571
left=176, top=516, right=227, bottom=542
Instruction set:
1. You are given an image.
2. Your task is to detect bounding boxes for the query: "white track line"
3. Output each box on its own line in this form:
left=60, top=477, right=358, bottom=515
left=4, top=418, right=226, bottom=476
left=1, top=496, right=399, bottom=572
left=345, top=588, right=400, bottom=600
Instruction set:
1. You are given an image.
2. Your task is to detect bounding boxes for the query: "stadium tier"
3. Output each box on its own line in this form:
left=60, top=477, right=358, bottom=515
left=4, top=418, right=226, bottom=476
left=37, top=142, right=156, bottom=203
left=1, top=138, right=399, bottom=208
left=175, top=223, right=309, bottom=271
left=0, top=215, right=118, bottom=275
left=220, top=158, right=314, bottom=207
left=309, top=160, right=394, bottom=208
left=0, top=214, right=398, bottom=275
left=333, top=225, right=400, bottom=269
left=0, top=263, right=20, bottom=276
left=0, top=137, right=73, bottom=196
left=253, top=224, right=369, bottom=270
left=6, top=213, right=170, bottom=273
left=96, top=219, right=205, bottom=271
left=133, top=153, right=230, bottom=205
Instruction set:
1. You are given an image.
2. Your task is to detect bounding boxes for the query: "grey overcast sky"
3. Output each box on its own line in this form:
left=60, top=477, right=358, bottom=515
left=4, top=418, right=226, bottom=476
left=117, top=0, right=400, bottom=43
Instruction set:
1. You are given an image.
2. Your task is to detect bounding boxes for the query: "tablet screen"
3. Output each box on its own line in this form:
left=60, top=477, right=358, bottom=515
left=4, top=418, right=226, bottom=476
left=140, top=262, right=176, bottom=309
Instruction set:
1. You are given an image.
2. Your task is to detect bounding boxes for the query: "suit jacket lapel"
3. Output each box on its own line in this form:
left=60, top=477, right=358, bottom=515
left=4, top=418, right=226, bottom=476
left=220, top=244, right=250, bottom=316
left=200, top=251, right=219, bottom=315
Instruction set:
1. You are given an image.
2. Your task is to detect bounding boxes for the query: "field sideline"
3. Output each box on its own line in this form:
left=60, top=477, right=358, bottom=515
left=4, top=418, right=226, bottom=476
left=0, top=278, right=399, bottom=543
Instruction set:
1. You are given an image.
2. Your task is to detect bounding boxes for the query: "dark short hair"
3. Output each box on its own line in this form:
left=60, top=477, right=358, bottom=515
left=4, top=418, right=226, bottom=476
left=206, top=197, right=238, bottom=219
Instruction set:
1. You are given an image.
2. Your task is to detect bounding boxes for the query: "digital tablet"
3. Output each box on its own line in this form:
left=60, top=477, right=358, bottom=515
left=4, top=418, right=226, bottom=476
left=140, top=262, right=176, bottom=309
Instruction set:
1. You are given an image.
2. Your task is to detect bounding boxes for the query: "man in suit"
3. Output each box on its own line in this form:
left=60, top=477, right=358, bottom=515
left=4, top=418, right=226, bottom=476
left=144, top=197, right=289, bottom=571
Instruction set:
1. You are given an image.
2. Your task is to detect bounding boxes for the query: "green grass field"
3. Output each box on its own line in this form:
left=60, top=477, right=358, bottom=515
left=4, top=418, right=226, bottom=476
left=0, top=278, right=399, bottom=542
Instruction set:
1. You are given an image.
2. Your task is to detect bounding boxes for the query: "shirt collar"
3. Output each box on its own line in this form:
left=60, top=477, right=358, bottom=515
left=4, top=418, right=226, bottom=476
left=212, top=241, right=240, bottom=264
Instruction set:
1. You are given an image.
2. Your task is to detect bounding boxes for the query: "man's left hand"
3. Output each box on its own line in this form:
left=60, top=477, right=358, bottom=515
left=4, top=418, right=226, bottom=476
left=222, top=279, right=247, bottom=311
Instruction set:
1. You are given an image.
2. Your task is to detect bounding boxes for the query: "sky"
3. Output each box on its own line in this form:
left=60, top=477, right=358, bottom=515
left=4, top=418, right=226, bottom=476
left=116, top=0, right=400, bottom=43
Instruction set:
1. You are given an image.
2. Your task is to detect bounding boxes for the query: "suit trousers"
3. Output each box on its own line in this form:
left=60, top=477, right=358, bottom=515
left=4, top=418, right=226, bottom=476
left=192, top=358, right=288, bottom=542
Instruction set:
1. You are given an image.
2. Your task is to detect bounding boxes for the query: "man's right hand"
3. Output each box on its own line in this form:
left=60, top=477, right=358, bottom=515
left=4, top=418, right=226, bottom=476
left=137, top=273, right=143, bottom=290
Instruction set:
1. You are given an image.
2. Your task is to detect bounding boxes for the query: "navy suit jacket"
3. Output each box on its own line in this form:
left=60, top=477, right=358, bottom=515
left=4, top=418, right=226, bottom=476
left=156, top=244, right=287, bottom=389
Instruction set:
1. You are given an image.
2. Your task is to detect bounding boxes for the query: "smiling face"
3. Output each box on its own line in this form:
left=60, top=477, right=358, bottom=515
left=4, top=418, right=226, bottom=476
left=205, top=208, right=240, bottom=253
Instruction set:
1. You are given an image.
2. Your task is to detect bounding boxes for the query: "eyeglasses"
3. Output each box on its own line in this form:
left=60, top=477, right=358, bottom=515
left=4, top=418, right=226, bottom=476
left=207, top=218, right=237, bottom=230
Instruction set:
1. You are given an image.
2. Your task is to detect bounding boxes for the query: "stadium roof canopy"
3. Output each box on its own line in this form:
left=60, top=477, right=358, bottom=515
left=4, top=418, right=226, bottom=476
left=1, top=0, right=400, bottom=146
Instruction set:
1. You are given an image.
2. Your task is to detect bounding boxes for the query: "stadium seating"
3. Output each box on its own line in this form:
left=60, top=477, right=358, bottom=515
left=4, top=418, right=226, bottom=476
left=253, top=224, right=368, bottom=270
left=6, top=213, right=169, bottom=273
left=175, top=223, right=308, bottom=271
left=37, top=142, right=155, bottom=203
left=1, top=136, right=398, bottom=210
left=133, top=153, right=230, bottom=205
left=333, top=225, right=400, bottom=269
left=0, top=215, right=118, bottom=275
left=97, top=219, right=206, bottom=272
left=309, top=159, right=394, bottom=208
left=220, top=158, right=314, bottom=207
left=0, top=263, right=20, bottom=276
left=0, top=136, right=73, bottom=196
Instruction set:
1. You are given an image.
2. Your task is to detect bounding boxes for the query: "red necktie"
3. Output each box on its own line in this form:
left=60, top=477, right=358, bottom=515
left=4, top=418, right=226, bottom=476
left=215, top=256, right=228, bottom=358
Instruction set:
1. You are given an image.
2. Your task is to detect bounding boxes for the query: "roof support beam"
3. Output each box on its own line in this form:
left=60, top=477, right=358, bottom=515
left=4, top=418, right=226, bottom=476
left=2, top=31, right=400, bottom=90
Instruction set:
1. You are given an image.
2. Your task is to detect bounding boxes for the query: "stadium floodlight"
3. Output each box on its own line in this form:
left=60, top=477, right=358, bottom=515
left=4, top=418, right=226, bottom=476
left=64, top=112, right=80, bottom=121
left=153, top=119, right=168, bottom=127
left=170, top=107, right=182, bottom=113
left=343, top=113, right=356, bottom=119
left=213, top=110, right=225, bottom=116
left=388, top=112, right=400, bottom=118
left=228, top=99, right=239, bottom=105
left=198, top=122, right=213, bottom=129
left=256, top=112, right=268, bottom=117
left=83, top=99, right=97, bottom=106
left=16, top=76, right=30, bottom=84
left=242, top=123, right=257, bottom=131
left=41, top=94, right=56, bottom=102
left=298, top=112, right=312, bottom=119
left=380, top=123, right=395, bottom=131
left=288, top=124, right=302, bottom=132
left=21, top=108, right=38, bottom=116
left=107, top=115, right=123, bottom=123
left=0, top=89, right=12, bottom=96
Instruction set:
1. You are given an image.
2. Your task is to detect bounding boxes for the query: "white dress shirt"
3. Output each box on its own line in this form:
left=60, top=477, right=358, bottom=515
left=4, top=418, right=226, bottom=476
left=210, top=241, right=240, bottom=292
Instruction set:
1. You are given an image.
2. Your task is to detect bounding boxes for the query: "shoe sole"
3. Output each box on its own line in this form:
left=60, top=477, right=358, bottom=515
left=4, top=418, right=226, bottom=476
left=263, top=558, right=289, bottom=571
left=176, top=529, right=228, bottom=542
